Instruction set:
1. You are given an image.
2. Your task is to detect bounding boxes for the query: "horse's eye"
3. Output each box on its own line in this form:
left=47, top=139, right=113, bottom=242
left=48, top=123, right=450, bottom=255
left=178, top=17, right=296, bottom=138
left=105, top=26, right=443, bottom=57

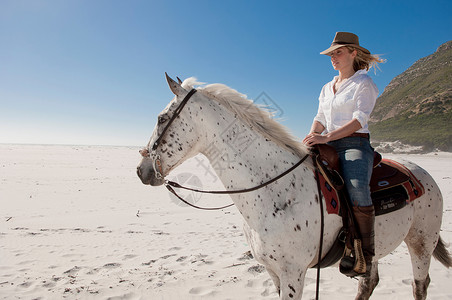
left=158, top=115, right=167, bottom=124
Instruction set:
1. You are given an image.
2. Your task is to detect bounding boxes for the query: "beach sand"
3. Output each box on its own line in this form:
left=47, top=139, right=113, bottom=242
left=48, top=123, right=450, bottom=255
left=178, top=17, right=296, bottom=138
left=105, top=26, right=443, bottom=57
left=1, top=144, right=451, bottom=299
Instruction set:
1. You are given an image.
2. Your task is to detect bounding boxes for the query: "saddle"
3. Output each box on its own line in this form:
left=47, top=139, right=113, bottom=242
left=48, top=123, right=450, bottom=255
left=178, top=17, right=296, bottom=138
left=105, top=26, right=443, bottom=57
left=313, top=144, right=424, bottom=216
left=311, top=144, right=425, bottom=269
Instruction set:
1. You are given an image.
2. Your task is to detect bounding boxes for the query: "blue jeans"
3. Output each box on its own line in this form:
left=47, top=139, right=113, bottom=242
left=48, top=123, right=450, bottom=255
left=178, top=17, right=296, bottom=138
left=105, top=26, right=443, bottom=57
left=327, top=137, right=374, bottom=207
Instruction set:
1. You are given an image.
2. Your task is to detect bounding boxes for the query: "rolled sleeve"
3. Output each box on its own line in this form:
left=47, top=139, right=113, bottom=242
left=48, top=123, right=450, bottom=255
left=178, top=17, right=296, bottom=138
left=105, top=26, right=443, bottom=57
left=353, top=79, right=378, bottom=128
left=314, top=110, right=326, bottom=127
left=352, top=110, right=369, bottom=128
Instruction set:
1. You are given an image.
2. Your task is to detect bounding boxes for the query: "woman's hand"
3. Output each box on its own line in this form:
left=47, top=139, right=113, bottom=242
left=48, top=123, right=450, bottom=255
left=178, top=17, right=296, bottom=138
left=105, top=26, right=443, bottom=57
left=303, top=119, right=363, bottom=146
left=303, top=132, right=330, bottom=146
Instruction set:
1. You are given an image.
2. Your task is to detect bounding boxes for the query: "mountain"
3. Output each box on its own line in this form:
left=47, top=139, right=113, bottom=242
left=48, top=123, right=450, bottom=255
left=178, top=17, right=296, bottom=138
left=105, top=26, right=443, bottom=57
left=369, top=40, right=452, bottom=152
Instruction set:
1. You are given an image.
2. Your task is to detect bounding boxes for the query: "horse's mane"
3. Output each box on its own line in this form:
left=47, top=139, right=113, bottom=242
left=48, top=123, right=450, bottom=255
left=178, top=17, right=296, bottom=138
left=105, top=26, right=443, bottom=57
left=181, top=77, right=310, bottom=158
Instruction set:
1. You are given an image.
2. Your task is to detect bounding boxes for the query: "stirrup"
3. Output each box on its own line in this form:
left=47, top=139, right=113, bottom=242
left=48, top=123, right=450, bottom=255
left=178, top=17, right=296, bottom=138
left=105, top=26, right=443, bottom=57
left=339, top=239, right=367, bottom=277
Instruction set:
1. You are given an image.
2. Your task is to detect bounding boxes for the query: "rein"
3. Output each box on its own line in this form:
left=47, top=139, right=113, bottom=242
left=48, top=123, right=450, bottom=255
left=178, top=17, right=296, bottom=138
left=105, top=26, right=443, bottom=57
left=314, top=160, right=325, bottom=300
left=164, top=153, right=310, bottom=210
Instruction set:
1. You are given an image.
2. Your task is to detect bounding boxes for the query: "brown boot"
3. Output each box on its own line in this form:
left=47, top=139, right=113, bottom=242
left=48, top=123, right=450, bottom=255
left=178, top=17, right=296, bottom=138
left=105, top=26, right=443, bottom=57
left=353, top=205, right=375, bottom=276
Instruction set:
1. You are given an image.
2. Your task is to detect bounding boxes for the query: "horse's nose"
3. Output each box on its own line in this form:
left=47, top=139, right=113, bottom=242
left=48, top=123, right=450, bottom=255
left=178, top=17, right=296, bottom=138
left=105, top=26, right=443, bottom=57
left=137, top=166, right=142, bottom=179
left=139, top=149, right=150, bottom=157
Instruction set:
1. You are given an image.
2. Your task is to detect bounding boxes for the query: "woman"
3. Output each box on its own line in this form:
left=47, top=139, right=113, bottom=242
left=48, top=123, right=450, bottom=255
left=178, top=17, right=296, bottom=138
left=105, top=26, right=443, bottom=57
left=303, top=32, right=384, bottom=276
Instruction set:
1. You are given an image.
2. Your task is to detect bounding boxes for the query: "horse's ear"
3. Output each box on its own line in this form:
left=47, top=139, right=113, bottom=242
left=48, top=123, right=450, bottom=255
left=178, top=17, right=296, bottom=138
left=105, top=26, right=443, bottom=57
left=177, top=77, right=183, bottom=85
left=165, top=73, right=186, bottom=96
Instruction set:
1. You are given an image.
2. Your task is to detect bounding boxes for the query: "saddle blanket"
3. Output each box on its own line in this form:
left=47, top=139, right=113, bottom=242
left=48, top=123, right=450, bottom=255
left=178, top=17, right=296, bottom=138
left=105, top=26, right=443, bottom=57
left=320, top=158, right=425, bottom=216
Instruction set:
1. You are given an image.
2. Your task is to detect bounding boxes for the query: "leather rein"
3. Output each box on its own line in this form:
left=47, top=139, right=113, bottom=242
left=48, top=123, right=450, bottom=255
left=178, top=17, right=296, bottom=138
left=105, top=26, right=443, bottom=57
left=165, top=154, right=310, bottom=210
left=143, top=88, right=311, bottom=210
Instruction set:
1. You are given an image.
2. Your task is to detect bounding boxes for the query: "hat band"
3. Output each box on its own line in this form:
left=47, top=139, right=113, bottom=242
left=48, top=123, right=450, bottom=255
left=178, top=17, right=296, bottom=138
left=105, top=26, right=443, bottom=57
left=331, top=41, right=356, bottom=46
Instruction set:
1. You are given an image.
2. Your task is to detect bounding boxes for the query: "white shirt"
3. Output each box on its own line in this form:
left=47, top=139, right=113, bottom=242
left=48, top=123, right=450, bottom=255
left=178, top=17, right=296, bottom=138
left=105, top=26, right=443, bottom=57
left=314, top=70, right=379, bottom=134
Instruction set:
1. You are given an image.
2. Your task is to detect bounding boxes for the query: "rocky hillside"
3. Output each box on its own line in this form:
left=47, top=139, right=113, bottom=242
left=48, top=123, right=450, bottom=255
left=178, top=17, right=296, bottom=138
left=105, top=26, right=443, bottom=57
left=369, top=40, right=452, bottom=152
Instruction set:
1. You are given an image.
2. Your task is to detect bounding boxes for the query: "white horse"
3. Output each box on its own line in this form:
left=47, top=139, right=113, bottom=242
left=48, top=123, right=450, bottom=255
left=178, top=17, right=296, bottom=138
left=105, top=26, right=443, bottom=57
left=137, top=75, right=451, bottom=300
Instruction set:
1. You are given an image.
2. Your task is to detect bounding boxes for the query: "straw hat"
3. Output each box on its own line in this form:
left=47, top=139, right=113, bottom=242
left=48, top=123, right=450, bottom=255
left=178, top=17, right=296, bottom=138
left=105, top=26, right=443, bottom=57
left=320, top=32, right=370, bottom=55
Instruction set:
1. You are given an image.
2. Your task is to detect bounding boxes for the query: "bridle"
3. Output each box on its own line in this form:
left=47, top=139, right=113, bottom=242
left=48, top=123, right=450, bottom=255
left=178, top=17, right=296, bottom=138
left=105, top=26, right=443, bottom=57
left=140, top=87, right=310, bottom=210
left=141, top=88, right=198, bottom=180
left=152, top=89, right=197, bottom=152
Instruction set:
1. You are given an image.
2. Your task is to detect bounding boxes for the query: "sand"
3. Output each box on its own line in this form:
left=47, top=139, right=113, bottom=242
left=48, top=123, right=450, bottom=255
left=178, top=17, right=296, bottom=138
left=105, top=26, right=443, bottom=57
left=1, top=144, right=451, bottom=299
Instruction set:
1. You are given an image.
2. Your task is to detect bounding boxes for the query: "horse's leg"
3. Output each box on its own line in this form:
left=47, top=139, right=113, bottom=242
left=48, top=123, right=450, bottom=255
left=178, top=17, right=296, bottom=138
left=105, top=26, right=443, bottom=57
left=412, top=274, right=430, bottom=300
left=403, top=163, right=443, bottom=300
left=265, top=267, right=281, bottom=295
left=405, top=225, right=438, bottom=300
left=279, top=270, right=306, bottom=300
left=405, top=240, right=432, bottom=300
left=355, top=261, right=380, bottom=300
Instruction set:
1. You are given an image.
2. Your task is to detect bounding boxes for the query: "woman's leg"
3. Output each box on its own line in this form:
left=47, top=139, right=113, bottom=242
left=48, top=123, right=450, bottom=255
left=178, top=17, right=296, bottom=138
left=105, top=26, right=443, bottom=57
left=329, top=137, right=375, bottom=275
left=335, top=138, right=374, bottom=207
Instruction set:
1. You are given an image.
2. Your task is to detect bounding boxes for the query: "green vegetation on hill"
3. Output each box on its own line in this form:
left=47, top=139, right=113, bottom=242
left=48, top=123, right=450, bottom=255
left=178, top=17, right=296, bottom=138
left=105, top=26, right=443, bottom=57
left=369, top=40, right=452, bottom=151
left=370, top=111, right=452, bottom=151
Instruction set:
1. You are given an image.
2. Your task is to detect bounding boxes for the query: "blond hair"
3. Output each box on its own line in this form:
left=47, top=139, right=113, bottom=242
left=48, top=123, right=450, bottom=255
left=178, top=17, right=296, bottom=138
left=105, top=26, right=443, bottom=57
left=346, top=46, right=385, bottom=72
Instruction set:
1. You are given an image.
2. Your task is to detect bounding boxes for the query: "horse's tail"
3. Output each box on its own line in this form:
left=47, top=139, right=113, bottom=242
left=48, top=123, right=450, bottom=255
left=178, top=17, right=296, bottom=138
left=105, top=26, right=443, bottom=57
left=433, top=235, right=452, bottom=268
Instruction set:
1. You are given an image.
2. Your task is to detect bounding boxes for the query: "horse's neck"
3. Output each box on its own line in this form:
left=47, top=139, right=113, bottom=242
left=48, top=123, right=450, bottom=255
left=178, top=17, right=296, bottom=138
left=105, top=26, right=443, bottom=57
left=197, top=99, right=311, bottom=226
left=199, top=101, right=299, bottom=180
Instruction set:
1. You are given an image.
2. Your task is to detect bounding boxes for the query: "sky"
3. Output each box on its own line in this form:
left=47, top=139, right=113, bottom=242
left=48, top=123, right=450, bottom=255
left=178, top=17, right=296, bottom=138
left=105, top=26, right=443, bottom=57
left=0, top=0, right=451, bottom=147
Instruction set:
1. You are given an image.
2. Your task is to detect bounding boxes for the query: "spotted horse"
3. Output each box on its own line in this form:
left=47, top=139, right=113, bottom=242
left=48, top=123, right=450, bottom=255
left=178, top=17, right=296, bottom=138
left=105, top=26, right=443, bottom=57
left=137, top=74, right=452, bottom=300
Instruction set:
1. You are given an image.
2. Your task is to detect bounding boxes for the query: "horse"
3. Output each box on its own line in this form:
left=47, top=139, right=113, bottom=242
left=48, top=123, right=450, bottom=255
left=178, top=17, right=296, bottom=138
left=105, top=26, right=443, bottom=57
left=137, top=74, right=451, bottom=300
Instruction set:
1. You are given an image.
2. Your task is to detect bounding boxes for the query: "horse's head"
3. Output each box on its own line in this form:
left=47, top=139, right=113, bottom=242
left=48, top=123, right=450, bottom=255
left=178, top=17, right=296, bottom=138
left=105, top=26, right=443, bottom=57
left=137, top=74, right=203, bottom=186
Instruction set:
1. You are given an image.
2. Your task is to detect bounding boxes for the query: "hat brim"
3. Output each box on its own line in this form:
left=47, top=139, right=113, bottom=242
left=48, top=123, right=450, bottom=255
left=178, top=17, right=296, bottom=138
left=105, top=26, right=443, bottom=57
left=320, top=44, right=370, bottom=55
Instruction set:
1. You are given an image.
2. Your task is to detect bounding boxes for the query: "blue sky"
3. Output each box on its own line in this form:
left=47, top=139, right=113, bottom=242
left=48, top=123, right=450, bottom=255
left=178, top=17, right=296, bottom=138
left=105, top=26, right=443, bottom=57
left=1, top=0, right=451, bottom=146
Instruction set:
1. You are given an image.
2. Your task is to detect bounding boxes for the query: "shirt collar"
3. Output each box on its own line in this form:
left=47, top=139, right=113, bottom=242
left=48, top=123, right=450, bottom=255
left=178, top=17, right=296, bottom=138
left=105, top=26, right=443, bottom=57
left=355, top=69, right=368, bottom=76
left=333, top=69, right=367, bottom=81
